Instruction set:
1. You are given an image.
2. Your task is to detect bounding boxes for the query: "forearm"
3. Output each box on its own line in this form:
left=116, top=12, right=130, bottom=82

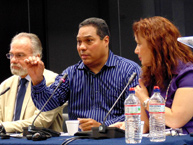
left=32, top=75, right=44, bottom=86
left=164, top=88, right=193, bottom=129
left=141, top=106, right=149, bottom=133
left=165, top=107, right=190, bottom=129
left=31, top=77, right=62, bottom=111
left=32, top=74, right=70, bottom=112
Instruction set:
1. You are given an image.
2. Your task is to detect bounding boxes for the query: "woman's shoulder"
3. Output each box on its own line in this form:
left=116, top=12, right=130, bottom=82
left=173, top=62, right=193, bottom=88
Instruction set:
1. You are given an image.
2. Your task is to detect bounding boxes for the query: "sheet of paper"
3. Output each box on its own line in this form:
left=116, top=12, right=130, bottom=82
left=60, top=132, right=69, bottom=136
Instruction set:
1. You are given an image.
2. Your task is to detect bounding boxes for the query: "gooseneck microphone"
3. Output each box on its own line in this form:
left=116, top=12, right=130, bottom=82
left=74, top=72, right=137, bottom=139
left=99, top=72, right=137, bottom=133
left=28, top=73, right=68, bottom=138
left=0, top=87, right=10, bottom=96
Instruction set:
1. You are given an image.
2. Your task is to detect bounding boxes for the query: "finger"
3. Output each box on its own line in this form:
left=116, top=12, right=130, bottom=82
left=24, top=56, right=34, bottom=65
left=120, top=123, right=125, bottom=130
left=24, top=58, right=35, bottom=66
left=135, top=85, right=140, bottom=90
left=79, top=122, right=91, bottom=131
left=78, top=118, right=89, bottom=124
left=24, top=58, right=29, bottom=64
left=109, top=122, right=120, bottom=128
left=138, top=78, right=145, bottom=89
left=36, top=56, right=41, bottom=63
left=31, top=56, right=40, bottom=64
left=79, top=124, right=91, bottom=131
left=78, top=120, right=91, bottom=131
left=28, top=56, right=39, bottom=64
left=109, top=124, right=117, bottom=127
left=31, top=56, right=37, bottom=64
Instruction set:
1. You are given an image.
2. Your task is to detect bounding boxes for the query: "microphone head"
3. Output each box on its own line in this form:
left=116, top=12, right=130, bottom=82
left=99, top=124, right=107, bottom=133
left=28, top=125, right=35, bottom=133
left=32, top=132, right=47, bottom=141
left=60, top=73, right=68, bottom=83
left=0, top=123, right=6, bottom=134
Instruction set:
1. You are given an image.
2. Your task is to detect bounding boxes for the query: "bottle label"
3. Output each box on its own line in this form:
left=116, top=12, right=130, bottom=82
left=149, top=103, right=165, bottom=114
left=125, top=104, right=141, bottom=115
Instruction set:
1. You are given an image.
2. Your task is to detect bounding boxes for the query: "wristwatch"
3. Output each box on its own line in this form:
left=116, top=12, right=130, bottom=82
left=143, top=98, right=150, bottom=109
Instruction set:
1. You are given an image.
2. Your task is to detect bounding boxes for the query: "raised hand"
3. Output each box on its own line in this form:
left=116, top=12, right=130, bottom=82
left=24, top=56, right=45, bottom=85
left=134, top=78, right=149, bottom=103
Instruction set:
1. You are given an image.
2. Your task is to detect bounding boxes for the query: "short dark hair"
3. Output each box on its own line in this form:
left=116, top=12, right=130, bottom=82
left=79, top=17, right=110, bottom=40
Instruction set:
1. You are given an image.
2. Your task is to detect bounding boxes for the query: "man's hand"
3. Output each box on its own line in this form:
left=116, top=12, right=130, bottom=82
left=78, top=118, right=101, bottom=131
left=24, top=56, right=44, bottom=85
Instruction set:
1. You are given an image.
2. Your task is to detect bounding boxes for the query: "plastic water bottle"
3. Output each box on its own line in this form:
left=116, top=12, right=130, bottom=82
left=125, top=88, right=142, bottom=144
left=149, top=86, right=165, bottom=142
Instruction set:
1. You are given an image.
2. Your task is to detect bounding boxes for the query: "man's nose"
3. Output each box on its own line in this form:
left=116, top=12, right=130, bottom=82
left=79, top=43, right=87, bottom=50
left=10, top=55, right=18, bottom=63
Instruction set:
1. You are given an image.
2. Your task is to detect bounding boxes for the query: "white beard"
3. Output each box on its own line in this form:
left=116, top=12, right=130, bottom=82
left=10, top=63, right=28, bottom=77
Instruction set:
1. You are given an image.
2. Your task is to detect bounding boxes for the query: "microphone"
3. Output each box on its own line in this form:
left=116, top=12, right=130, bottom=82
left=27, top=73, right=68, bottom=138
left=74, top=72, right=137, bottom=139
left=0, top=123, right=10, bottom=139
left=0, top=87, right=10, bottom=96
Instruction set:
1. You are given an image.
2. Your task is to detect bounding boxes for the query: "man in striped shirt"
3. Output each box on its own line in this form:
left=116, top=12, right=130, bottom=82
left=25, top=17, right=141, bottom=131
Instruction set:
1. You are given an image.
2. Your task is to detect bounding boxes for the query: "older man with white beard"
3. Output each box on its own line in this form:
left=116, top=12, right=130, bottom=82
left=0, top=32, right=64, bottom=133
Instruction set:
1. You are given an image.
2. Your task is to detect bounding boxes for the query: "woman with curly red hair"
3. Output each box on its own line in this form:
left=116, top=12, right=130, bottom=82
left=110, top=16, right=193, bottom=134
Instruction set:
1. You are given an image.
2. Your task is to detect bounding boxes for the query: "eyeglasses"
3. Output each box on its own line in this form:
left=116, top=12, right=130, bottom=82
left=6, top=53, right=26, bottom=60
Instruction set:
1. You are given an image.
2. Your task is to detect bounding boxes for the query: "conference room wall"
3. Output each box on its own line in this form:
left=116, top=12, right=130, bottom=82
left=0, top=0, right=46, bottom=83
left=0, top=0, right=29, bottom=83
left=0, top=0, right=193, bottom=84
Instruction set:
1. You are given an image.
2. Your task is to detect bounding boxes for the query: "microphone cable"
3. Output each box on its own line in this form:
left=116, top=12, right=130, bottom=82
left=61, top=136, right=92, bottom=145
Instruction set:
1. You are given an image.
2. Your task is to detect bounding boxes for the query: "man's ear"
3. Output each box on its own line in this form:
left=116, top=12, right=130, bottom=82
left=103, top=35, right=109, bottom=46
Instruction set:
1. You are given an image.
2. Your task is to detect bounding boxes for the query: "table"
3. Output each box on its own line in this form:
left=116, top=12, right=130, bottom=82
left=0, top=135, right=193, bottom=145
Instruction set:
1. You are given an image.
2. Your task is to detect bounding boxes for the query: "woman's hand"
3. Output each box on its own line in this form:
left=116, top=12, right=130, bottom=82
left=109, top=122, right=125, bottom=130
left=135, top=78, right=149, bottom=107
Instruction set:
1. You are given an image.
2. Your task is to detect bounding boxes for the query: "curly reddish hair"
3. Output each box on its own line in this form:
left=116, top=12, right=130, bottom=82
left=133, top=16, right=193, bottom=89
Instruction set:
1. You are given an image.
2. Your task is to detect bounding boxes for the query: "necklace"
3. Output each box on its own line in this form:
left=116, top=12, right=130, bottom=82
left=165, top=79, right=172, bottom=103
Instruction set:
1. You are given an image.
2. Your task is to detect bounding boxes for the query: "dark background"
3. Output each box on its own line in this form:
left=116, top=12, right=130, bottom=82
left=1, top=0, right=193, bottom=83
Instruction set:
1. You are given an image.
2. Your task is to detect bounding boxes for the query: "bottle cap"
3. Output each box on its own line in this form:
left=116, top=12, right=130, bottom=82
left=153, top=86, right=160, bottom=92
left=129, top=88, right=135, bottom=91
left=153, top=86, right=159, bottom=89
left=129, top=87, right=135, bottom=93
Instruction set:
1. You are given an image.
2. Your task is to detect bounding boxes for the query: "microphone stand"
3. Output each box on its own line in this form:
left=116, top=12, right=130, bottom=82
left=100, top=73, right=137, bottom=132
left=27, top=73, right=68, bottom=138
left=75, top=72, right=137, bottom=139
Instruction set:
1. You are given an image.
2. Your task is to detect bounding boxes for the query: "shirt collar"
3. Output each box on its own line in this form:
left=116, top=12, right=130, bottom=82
left=78, top=50, right=117, bottom=70
left=105, top=50, right=117, bottom=67
left=18, top=75, right=31, bottom=82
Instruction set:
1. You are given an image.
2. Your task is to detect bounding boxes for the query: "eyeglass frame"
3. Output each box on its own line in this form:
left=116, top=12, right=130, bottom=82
left=6, top=53, right=26, bottom=60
